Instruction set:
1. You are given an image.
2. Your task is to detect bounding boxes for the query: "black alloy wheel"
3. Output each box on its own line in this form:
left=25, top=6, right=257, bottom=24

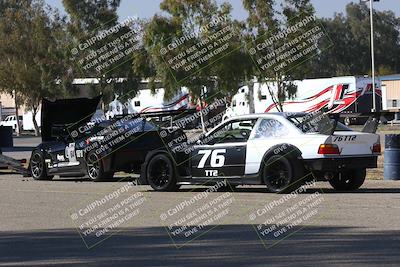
left=147, top=154, right=179, bottom=191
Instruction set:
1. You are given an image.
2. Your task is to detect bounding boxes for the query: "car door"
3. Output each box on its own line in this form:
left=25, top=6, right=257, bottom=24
left=191, top=119, right=257, bottom=178
left=47, top=140, right=81, bottom=173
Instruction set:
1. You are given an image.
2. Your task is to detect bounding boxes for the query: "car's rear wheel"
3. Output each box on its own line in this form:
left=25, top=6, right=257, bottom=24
left=262, top=155, right=304, bottom=193
left=86, top=152, right=114, bottom=182
left=147, top=154, right=179, bottom=191
left=30, top=151, right=53, bottom=180
left=329, top=169, right=366, bottom=191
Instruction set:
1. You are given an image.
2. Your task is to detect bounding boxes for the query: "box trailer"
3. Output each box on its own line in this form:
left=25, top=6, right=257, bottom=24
left=224, top=76, right=382, bottom=125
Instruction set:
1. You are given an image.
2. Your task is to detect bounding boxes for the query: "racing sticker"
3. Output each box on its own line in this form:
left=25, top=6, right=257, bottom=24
left=332, top=135, right=356, bottom=142
left=191, top=146, right=246, bottom=177
left=65, top=143, right=78, bottom=164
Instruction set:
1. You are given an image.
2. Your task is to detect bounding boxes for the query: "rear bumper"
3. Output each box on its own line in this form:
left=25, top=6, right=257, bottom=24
left=303, top=156, right=378, bottom=171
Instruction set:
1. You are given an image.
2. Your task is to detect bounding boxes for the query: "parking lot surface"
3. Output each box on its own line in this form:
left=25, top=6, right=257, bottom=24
left=1, top=136, right=400, bottom=266
left=0, top=173, right=399, bottom=266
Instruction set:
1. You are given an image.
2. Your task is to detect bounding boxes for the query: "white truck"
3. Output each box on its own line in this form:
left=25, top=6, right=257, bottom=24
left=224, top=76, right=382, bottom=125
left=0, top=115, right=23, bottom=131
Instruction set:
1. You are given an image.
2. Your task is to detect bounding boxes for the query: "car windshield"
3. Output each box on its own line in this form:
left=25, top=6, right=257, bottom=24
left=288, top=113, right=352, bottom=134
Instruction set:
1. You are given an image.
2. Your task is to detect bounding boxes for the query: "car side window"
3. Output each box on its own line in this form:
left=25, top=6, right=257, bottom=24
left=254, top=119, right=287, bottom=139
left=206, top=119, right=257, bottom=144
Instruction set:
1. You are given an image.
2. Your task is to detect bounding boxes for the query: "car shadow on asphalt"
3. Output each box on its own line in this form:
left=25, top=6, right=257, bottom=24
left=174, top=187, right=400, bottom=194
left=1, top=146, right=35, bottom=152
left=9, top=175, right=400, bottom=194
left=0, top=225, right=399, bottom=266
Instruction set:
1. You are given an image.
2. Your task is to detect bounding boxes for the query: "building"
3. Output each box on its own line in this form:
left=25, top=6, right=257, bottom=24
left=0, top=92, right=25, bottom=120
left=381, top=74, right=400, bottom=111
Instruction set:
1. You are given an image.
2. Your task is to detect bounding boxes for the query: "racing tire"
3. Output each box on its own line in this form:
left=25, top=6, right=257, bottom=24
left=86, top=152, right=114, bottom=182
left=262, top=155, right=304, bottom=193
left=329, top=169, right=366, bottom=191
left=30, top=151, right=53, bottom=180
left=147, top=154, right=179, bottom=192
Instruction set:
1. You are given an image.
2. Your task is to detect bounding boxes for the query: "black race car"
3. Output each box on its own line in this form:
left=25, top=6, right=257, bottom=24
left=29, top=96, right=184, bottom=181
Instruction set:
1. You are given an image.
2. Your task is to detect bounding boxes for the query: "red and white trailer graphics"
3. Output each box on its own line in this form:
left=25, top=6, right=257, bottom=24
left=224, top=76, right=382, bottom=124
left=107, top=87, right=193, bottom=118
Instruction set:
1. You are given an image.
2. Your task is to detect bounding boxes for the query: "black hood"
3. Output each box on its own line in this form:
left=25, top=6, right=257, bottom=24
left=41, top=96, right=102, bottom=142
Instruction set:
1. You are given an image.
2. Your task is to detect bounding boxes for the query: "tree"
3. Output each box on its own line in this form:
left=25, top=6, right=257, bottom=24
left=136, top=0, right=249, bottom=131
left=243, top=0, right=315, bottom=111
left=63, top=0, right=142, bottom=106
left=0, top=0, right=72, bottom=136
left=243, top=0, right=278, bottom=113
left=309, top=3, right=400, bottom=78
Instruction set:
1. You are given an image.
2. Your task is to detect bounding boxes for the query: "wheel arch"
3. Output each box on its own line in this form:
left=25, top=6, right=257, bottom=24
left=257, top=143, right=303, bottom=182
left=139, top=149, right=175, bottom=185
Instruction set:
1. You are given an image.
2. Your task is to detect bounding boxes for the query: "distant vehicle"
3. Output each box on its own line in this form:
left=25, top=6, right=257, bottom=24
left=22, top=111, right=41, bottom=132
left=0, top=115, right=23, bottom=131
left=224, top=76, right=382, bottom=125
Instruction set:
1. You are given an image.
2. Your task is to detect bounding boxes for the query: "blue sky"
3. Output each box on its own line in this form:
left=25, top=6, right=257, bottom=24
left=46, top=0, right=400, bottom=20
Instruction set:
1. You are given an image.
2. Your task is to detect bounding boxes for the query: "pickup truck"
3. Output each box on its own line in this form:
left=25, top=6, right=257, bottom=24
left=0, top=115, right=23, bottom=131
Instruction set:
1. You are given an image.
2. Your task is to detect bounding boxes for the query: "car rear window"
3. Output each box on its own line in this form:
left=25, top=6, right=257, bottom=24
left=288, top=114, right=352, bottom=134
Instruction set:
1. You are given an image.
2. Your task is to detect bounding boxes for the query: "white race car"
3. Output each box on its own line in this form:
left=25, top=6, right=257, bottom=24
left=140, top=112, right=381, bottom=193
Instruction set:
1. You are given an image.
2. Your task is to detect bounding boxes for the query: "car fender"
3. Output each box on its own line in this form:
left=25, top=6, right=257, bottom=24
left=258, top=143, right=303, bottom=176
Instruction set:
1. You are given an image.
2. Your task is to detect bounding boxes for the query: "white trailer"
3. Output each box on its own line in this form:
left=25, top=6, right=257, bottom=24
left=22, top=111, right=41, bottom=131
left=224, top=76, right=382, bottom=124
left=107, top=87, right=192, bottom=118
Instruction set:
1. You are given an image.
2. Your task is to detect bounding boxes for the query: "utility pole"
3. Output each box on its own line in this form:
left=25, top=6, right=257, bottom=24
left=361, top=0, right=380, bottom=111
left=369, top=0, right=377, bottom=112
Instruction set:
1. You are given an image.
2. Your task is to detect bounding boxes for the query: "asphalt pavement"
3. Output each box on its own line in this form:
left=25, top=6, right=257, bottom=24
left=0, top=136, right=399, bottom=266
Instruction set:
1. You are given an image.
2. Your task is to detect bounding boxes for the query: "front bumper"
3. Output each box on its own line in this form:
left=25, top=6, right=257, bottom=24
left=303, top=156, right=378, bottom=171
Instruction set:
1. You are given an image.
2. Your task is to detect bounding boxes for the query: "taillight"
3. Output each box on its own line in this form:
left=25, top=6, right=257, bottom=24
left=318, top=144, right=340, bottom=155
left=372, top=143, right=381, bottom=153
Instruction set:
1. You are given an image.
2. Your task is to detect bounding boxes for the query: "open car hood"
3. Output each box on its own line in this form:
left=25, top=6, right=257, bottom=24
left=41, top=96, right=102, bottom=142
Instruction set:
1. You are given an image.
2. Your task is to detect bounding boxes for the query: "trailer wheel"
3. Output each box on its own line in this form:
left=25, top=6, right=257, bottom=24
left=30, top=151, right=53, bottom=180
left=329, top=169, right=366, bottom=191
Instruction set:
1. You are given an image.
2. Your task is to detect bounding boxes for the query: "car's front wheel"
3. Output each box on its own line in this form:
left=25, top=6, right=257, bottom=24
left=86, top=152, right=114, bottom=182
left=30, top=151, right=53, bottom=180
left=329, top=169, right=366, bottom=191
left=147, top=154, right=179, bottom=191
left=262, top=155, right=304, bottom=193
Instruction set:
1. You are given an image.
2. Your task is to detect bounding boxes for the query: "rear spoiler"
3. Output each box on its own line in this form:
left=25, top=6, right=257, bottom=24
left=329, top=111, right=395, bottom=134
